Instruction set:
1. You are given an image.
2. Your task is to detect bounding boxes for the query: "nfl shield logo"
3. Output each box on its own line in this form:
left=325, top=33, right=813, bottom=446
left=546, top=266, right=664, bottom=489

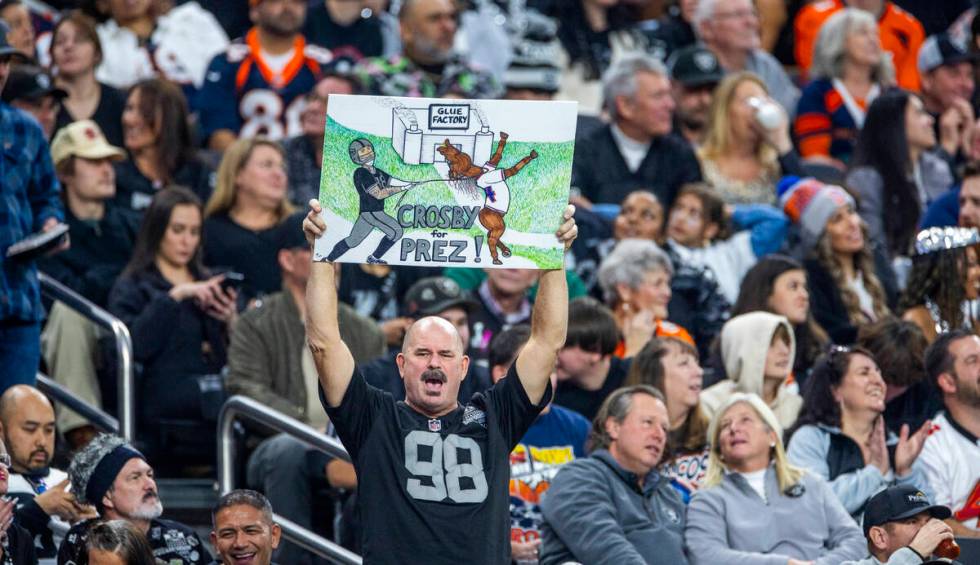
left=428, top=419, right=441, bottom=432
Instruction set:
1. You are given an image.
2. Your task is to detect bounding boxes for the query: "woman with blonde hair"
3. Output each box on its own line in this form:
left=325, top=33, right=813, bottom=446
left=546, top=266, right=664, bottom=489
left=794, top=8, right=893, bottom=166
left=685, top=393, right=865, bottom=565
left=697, top=72, right=805, bottom=205
left=203, top=137, right=302, bottom=301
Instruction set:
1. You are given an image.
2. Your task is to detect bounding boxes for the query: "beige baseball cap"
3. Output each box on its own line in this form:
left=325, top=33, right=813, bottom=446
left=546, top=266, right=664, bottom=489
left=50, top=120, right=125, bottom=167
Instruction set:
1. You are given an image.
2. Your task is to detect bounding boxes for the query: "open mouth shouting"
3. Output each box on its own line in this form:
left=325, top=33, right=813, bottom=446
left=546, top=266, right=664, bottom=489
left=422, top=369, right=447, bottom=396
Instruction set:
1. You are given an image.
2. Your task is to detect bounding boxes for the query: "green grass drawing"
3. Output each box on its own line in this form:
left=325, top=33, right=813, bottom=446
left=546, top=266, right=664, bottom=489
left=319, top=115, right=573, bottom=268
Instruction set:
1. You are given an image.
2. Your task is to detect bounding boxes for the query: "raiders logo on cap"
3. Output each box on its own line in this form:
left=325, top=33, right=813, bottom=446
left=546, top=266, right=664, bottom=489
left=694, top=52, right=718, bottom=72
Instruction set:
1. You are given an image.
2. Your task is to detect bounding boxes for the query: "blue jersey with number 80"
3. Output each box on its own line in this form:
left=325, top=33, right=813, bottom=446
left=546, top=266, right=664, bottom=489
left=194, top=27, right=332, bottom=143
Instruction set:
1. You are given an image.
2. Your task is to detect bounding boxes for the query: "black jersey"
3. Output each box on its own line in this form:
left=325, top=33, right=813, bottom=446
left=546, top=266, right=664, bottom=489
left=58, top=518, right=211, bottom=565
left=353, top=167, right=391, bottom=214
left=324, top=364, right=549, bottom=564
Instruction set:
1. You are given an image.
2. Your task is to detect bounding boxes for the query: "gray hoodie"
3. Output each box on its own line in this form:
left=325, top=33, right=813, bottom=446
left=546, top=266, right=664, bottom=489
left=685, top=466, right=865, bottom=565
left=539, top=449, right=687, bottom=565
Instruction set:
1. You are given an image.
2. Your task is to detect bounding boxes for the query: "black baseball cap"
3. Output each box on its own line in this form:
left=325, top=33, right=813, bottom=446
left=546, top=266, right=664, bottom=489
left=863, top=485, right=952, bottom=537
left=918, top=33, right=979, bottom=74
left=277, top=212, right=308, bottom=251
left=1, top=65, right=68, bottom=103
left=403, top=277, right=477, bottom=318
left=667, top=45, right=724, bottom=88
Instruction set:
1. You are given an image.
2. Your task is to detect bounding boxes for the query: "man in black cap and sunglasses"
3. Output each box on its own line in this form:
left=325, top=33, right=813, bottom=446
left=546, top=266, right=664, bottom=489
left=843, top=484, right=957, bottom=564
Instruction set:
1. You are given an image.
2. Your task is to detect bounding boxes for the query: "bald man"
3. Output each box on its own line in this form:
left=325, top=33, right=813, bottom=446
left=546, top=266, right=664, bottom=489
left=1, top=385, right=89, bottom=559
left=302, top=199, right=578, bottom=564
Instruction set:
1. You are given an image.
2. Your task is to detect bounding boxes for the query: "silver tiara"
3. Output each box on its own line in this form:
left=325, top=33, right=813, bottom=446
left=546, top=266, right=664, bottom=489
left=914, top=226, right=980, bottom=255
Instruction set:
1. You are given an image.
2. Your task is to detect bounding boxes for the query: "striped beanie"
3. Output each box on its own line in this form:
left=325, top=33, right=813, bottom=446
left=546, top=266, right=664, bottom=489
left=778, top=176, right=855, bottom=250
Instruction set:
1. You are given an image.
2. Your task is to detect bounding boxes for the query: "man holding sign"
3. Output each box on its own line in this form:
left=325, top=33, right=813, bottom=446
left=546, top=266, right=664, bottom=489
left=326, top=139, right=417, bottom=264
left=303, top=198, right=577, bottom=564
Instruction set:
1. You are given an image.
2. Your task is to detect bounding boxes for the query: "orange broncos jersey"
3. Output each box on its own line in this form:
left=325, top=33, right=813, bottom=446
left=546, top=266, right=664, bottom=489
left=794, top=0, right=925, bottom=91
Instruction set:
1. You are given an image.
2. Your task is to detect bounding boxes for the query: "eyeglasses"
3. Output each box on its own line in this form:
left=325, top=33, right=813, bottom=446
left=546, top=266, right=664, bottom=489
left=714, top=8, right=758, bottom=21
left=0, top=453, right=10, bottom=468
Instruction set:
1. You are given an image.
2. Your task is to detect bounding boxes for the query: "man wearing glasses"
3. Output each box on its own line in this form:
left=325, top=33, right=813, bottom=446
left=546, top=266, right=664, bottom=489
left=692, top=0, right=799, bottom=114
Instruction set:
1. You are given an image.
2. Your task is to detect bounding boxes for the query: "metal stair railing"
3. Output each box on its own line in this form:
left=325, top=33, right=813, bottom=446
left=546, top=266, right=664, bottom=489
left=217, top=395, right=361, bottom=564
left=39, top=273, right=135, bottom=441
left=35, top=372, right=119, bottom=434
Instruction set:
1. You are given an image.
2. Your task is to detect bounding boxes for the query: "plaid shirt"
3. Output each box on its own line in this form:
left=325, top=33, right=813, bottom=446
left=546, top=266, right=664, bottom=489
left=0, top=103, right=63, bottom=322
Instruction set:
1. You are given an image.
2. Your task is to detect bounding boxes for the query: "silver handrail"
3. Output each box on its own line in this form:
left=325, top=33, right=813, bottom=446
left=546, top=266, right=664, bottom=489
left=39, top=272, right=135, bottom=441
left=35, top=373, right=119, bottom=434
left=217, top=395, right=361, bottom=565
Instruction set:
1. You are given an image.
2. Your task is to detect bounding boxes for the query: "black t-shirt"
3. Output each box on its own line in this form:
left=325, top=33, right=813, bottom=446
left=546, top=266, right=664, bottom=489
left=554, top=356, right=631, bottom=421
left=58, top=518, right=211, bottom=565
left=114, top=158, right=215, bottom=213
left=302, top=3, right=384, bottom=59
left=1, top=523, right=36, bottom=564
left=324, top=364, right=549, bottom=564
left=354, top=166, right=391, bottom=213
left=53, top=82, right=126, bottom=148
left=202, top=211, right=307, bottom=301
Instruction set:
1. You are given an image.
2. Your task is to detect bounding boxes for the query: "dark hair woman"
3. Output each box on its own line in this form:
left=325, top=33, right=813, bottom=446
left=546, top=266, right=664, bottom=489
left=846, top=89, right=953, bottom=259
left=899, top=226, right=980, bottom=343
left=856, top=317, right=940, bottom=434
left=787, top=346, right=932, bottom=520
left=108, top=187, right=236, bottom=434
left=86, top=520, right=157, bottom=565
left=779, top=176, right=896, bottom=345
left=552, top=0, right=649, bottom=115
left=725, top=255, right=829, bottom=383
left=626, top=337, right=709, bottom=503
left=114, top=79, right=213, bottom=212
left=50, top=10, right=127, bottom=147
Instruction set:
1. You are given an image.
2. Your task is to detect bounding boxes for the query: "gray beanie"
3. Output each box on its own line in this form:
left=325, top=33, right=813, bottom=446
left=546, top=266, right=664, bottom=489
left=68, top=433, right=146, bottom=510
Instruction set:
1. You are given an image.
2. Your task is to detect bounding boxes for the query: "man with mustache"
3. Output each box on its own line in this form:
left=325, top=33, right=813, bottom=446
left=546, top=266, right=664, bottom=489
left=302, top=198, right=577, bottom=564
left=210, top=490, right=281, bottom=565
left=3, top=385, right=88, bottom=560
left=57, top=434, right=211, bottom=564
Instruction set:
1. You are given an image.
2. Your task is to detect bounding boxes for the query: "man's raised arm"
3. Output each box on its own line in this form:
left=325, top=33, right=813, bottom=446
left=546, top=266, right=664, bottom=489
left=515, top=205, right=578, bottom=404
left=303, top=199, right=356, bottom=407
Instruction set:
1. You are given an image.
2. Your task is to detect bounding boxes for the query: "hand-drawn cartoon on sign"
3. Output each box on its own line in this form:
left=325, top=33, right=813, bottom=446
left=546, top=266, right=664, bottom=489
left=314, top=95, right=577, bottom=269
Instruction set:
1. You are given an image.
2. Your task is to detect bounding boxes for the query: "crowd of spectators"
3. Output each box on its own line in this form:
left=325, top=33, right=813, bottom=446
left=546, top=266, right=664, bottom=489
left=4, top=0, right=980, bottom=563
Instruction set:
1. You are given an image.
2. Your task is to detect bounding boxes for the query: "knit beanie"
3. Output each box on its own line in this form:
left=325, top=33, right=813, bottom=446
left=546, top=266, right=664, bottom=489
left=68, top=433, right=147, bottom=511
left=778, top=176, right=855, bottom=250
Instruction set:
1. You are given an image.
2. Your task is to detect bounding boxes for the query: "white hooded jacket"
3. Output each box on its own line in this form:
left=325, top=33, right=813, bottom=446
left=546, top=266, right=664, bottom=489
left=700, top=311, right=802, bottom=429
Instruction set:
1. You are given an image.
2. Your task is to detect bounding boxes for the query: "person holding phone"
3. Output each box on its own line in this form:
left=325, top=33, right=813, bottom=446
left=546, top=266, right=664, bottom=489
left=108, top=186, right=237, bottom=437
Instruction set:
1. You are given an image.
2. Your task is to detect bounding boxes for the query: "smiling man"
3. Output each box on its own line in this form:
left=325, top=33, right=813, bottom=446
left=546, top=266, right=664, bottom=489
left=210, top=490, right=281, bottom=565
left=540, top=385, right=687, bottom=564
left=58, top=434, right=211, bottom=564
